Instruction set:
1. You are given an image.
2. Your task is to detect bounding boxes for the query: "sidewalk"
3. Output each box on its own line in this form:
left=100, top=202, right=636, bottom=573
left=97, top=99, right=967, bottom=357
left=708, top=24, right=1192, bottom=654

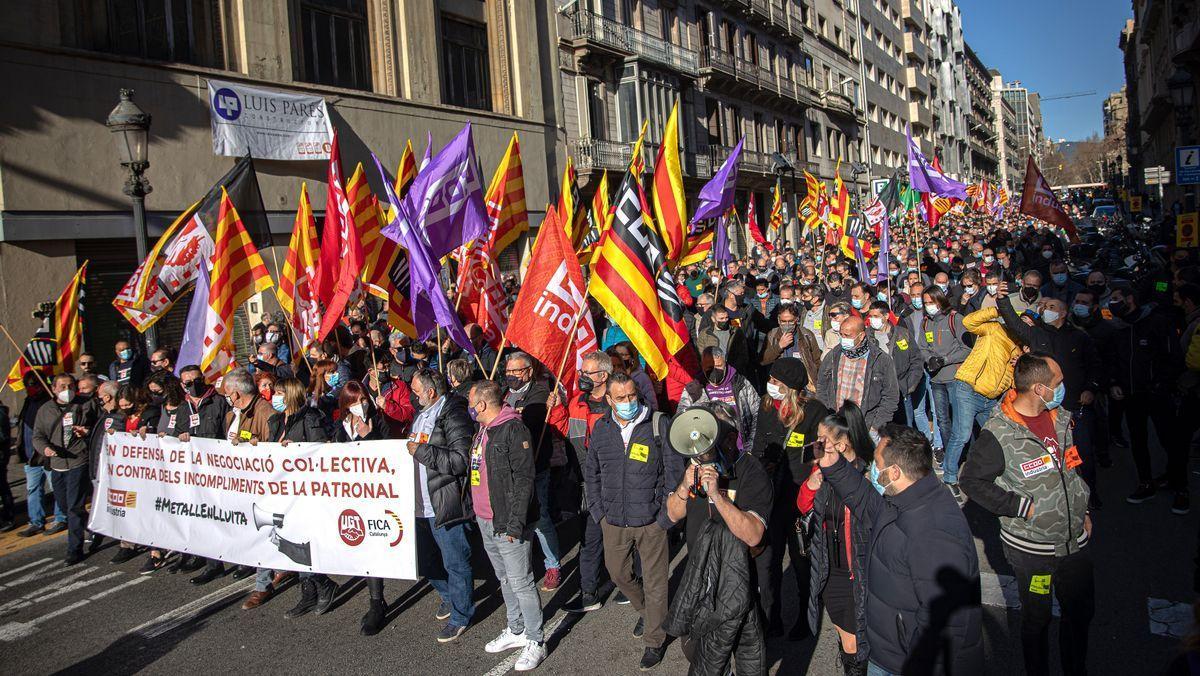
left=0, top=457, right=66, bottom=557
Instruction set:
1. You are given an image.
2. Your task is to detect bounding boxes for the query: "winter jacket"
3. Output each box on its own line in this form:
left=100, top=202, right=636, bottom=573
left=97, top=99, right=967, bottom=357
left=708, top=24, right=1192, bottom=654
left=379, top=378, right=416, bottom=438
left=32, top=397, right=98, bottom=471
left=89, top=409, right=125, bottom=481
left=797, top=461, right=870, bottom=658
left=567, top=391, right=610, bottom=460
left=474, top=406, right=538, bottom=539
left=155, top=405, right=189, bottom=437
left=1102, top=304, right=1183, bottom=395
left=584, top=409, right=680, bottom=530
left=695, top=324, right=752, bottom=377
left=960, top=391, right=1090, bottom=557
left=504, top=380, right=567, bottom=472
left=224, top=395, right=275, bottom=443
left=108, top=355, right=149, bottom=387
left=17, top=395, right=48, bottom=465
left=997, top=296, right=1100, bottom=410
left=878, top=323, right=923, bottom=395
left=956, top=307, right=1021, bottom=399
left=911, top=308, right=972, bottom=384
left=816, top=340, right=900, bottom=430
left=821, top=455, right=983, bottom=676
left=751, top=398, right=829, bottom=498
left=268, top=407, right=329, bottom=443
left=677, top=368, right=761, bottom=445
left=761, top=326, right=822, bottom=393
left=663, top=518, right=765, bottom=676
left=411, top=394, right=475, bottom=528
left=178, top=392, right=230, bottom=439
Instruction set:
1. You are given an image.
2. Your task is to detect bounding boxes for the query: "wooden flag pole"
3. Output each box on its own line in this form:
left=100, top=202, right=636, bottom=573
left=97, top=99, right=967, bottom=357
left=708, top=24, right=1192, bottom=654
left=436, top=325, right=445, bottom=374
left=0, top=324, right=52, bottom=394
left=534, top=304, right=587, bottom=451
left=487, top=332, right=508, bottom=381
left=265, top=247, right=316, bottom=378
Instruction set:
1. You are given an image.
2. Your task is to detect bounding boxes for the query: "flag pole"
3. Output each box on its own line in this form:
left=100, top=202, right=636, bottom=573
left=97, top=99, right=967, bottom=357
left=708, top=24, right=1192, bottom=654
left=487, top=332, right=508, bottom=381
left=264, top=244, right=315, bottom=378
left=436, top=325, right=445, bottom=374
left=535, top=304, right=587, bottom=451
left=0, top=324, right=52, bottom=394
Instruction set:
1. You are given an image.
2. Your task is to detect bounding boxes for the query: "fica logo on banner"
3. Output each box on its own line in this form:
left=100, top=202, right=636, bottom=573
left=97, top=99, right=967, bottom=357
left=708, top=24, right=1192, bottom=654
left=338, top=509, right=404, bottom=548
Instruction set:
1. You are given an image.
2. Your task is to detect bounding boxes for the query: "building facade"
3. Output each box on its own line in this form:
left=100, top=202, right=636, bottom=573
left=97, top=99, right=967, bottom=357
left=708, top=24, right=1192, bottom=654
left=900, top=0, right=934, bottom=154
left=1102, top=86, right=1129, bottom=185
left=991, top=70, right=1022, bottom=191
left=925, top=0, right=969, bottom=178
left=858, top=0, right=910, bottom=181
left=964, top=41, right=998, bottom=181
left=1001, top=80, right=1044, bottom=168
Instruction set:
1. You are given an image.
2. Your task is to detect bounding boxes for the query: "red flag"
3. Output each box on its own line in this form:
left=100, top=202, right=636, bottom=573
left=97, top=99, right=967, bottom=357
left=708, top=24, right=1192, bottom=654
left=317, top=145, right=365, bottom=341
left=456, top=239, right=510, bottom=349
left=316, top=131, right=351, bottom=306
left=746, top=196, right=773, bottom=252
left=508, top=208, right=597, bottom=387
left=1019, top=156, right=1078, bottom=241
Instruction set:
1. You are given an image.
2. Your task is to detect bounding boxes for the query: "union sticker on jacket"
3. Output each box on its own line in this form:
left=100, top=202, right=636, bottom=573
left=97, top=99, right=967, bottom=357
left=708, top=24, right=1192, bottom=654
left=1019, top=453, right=1055, bottom=478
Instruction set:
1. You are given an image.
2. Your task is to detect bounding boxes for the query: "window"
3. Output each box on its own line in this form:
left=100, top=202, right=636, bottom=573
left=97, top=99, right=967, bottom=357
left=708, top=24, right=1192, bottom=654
left=441, top=14, right=492, bottom=110
left=297, top=0, right=371, bottom=91
left=588, top=81, right=607, bottom=140
left=70, top=0, right=225, bottom=68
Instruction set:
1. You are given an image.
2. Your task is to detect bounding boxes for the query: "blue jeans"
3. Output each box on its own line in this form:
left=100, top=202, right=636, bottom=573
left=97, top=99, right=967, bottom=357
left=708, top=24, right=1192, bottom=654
left=478, top=518, right=543, bottom=642
left=929, top=380, right=954, bottom=454
left=25, top=465, right=66, bottom=528
left=944, top=380, right=999, bottom=484
left=867, top=663, right=898, bottom=676
left=254, top=567, right=274, bottom=592
left=418, top=517, right=475, bottom=628
left=911, top=375, right=944, bottom=450
left=532, top=472, right=560, bottom=570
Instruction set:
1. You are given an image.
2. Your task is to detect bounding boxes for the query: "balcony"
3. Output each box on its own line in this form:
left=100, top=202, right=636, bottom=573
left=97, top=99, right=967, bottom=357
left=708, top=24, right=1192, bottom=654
left=771, top=1, right=788, bottom=31
left=903, top=32, right=926, bottom=63
left=789, top=12, right=807, bottom=38
left=909, top=101, right=932, bottom=130
left=572, top=138, right=711, bottom=179
left=818, top=90, right=857, bottom=118
left=710, top=144, right=782, bottom=176
left=751, top=0, right=770, bottom=21
left=900, top=0, right=924, bottom=31
left=566, top=9, right=699, bottom=76
left=702, top=47, right=807, bottom=105
left=906, top=66, right=929, bottom=95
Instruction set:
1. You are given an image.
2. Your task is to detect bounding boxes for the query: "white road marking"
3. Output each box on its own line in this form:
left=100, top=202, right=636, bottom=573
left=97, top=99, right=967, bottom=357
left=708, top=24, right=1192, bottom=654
left=482, top=611, right=570, bottom=676
left=0, top=558, right=54, bottom=581
left=0, top=576, right=150, bottom=642
left=1148, top=598, right=1193, bottom=638
left=0, top=571, right=123, bottom=615
left=0, top=562, right=74, bottom=591
left=126, top=579, right=253, bottom=639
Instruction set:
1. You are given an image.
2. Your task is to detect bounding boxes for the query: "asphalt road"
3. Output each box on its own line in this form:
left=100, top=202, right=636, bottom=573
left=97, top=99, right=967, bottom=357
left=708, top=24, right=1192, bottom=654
left=0, top=439, right=1194, bottom=675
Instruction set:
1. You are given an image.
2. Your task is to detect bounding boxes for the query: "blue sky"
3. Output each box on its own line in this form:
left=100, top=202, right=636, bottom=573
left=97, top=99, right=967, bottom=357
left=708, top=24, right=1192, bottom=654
left=956, top=0, right=1131, bottom=142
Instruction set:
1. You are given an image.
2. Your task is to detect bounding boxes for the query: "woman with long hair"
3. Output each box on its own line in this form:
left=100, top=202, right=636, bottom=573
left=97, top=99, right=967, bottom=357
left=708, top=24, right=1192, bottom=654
left=797, top=401, right=875, bottom=676
left=750, top=357, right=830, bottom=639
left=308, top=359, right=339, bottom=419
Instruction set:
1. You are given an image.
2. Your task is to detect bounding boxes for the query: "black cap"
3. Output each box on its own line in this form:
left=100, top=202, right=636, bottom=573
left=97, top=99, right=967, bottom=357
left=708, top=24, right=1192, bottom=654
left=769, top=357, right=808, bottom=391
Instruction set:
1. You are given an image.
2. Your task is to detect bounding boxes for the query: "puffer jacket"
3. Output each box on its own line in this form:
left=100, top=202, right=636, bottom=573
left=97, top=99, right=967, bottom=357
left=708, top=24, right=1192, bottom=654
left=797, top=461, right=870, bottom=659
left=89, top=409, right=125, bottom=481
left=179, top=391, right=230, bottom=439
left=663, top=518, right=765, bottom=676
left=956, top=307, right=1020, bottom=399
left=912, top=309, right=971, bottom=384
left=960, top=391, right=1090, bottom=557
left=584, top=410, right=679, bottom=530
left=412, top=394, right=475, bottom=528
left=475, top=406, right=538, bottom=539
left=677, top=368, right=760, bottom=445
left=879, top=323, right=923, bottom=395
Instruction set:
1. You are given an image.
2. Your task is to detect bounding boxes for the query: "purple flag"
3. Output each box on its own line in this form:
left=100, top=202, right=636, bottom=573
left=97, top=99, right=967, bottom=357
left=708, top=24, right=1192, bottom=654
left=372, top=152, right=476, bottom=355
left=383, top=124, right=488, bottom=261
left=906, top=125, right=968, bottom=200
left=714, top=213, right=732, bottom=274
left=175, top=262, right=210, bottom=375
left=691, top=137, right=743, bottom=226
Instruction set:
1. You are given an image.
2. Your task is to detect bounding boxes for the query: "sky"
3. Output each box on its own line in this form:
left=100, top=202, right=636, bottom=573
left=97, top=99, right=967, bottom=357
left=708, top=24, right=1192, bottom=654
left=955, top=0, right=1131, bottom=142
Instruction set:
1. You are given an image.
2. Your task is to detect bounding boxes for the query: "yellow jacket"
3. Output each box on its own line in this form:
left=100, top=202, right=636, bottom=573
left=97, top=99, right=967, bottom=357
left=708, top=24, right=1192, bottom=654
left=956, top=307, right=1021, bottom=399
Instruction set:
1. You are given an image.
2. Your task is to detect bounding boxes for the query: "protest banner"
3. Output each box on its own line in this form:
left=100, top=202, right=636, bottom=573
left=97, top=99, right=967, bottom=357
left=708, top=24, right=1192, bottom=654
left=88, top=432, right=416, bottom=580
left=209, top=79, right=332, bottom=160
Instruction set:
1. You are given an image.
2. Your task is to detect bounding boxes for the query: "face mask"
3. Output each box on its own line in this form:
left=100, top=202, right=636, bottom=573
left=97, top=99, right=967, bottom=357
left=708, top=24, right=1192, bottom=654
left=1021, top=287, right=1039, bottom=302
left=714, top=320, right=729, bottom=330
left=941, top=257, right=950, bottom=264
left=1051, top=272, right=1068, bottom=286
left=851, top=297, right=865, bottom=309
left=877, top=291, right=889, bottom=301
left=187, top=380, right=206, bottom=397
left=986, top=284, right=998, bottom=295
left=778, top=322, right=796, bottom=333
left=118, top=349, right=133, bottom=361
left=253, top=335, right=264, bottom=344
left=912, top=298, right=924, bottom=310
left=614, top=400, right=640, bottom=420
left=839, top=336, right=858, bottom=351
left=578, top=374, right=595, bottom=393
left=1042, top=308, right=1062, bottom=323
left=757, top=291, right=769, bottom=299
left=766, top=382, right=787, bottom=400
left=1042, top=250, right=1054, bottom=259
left=265, top=332, right=278, bottom=343
left=868, top=316, right=884, bottom=330
left=467, top=405, right=480, bottom=422
left=984, top=256, right=995, bottom=264
left=149, top=393, right=165, bottom=406
left=505, top=376, right=527, bottom=392
left=710, top=276, right=720, bottom=285
left=925, top=305, right=940, bottom=317
left=1108, top=299, right=1130, bottom=317
left=1087, top=283, right=1106, bottom=295
left=779, top=298, right=794, bottom=305
left=56, top=389, right=74, bottom=404
left=225, top=395, right=236, bottom=408
left=1072, top=304, right=1091, bottom=318
left=936, top=283, right=949, bottom=293
left=325, top=372, right=340, bottom=388
left=963, top=286, right=976, bottom=296
left=271, top=394, right=286, bottom=412
left=1040, top=382, right=1066, bottom=410
left=349, top=403, right=366, bottom=419
left=869, top=462, right=894, bottom=495
left=830, top=319, right=842, bottom=332
left=706, top=368, right=726, bottom=385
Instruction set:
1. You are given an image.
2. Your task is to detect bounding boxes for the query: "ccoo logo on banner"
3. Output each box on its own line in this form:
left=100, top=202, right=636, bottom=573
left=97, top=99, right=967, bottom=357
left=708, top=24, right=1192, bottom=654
left=89, top=432, right=417, bottom=580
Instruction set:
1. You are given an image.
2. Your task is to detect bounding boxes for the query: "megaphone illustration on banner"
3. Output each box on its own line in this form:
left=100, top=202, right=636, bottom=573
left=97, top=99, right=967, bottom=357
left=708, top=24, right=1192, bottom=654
left=250, top=503, right=313, bottom=567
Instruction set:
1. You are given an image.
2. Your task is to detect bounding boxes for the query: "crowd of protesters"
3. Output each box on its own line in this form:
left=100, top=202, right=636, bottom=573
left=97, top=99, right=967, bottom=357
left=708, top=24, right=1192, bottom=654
left=4, top=194, right=1199, bottom=675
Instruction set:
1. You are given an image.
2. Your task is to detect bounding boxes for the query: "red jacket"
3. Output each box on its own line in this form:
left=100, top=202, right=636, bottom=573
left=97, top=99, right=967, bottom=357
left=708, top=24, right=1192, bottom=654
left=380, top=379, right=415, bottom=438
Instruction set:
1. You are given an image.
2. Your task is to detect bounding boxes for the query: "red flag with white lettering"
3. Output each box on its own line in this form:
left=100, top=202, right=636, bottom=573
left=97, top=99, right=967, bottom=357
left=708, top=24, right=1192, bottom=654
left=1019, top=156, right=1078, bottom=241
left=455, top=239, right=509, bottom=349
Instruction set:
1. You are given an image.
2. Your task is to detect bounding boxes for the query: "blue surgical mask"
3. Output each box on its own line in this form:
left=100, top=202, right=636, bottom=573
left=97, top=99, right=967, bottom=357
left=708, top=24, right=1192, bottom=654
left=1052, top=272, right=1068, bottom=285
left=1072, top=304, right=1091, bottom=318
left=936, top=283, right=949, bottom=293
left=1042, top=309, right=1062, bottom=324
left=877, top=291, right=889, bottom=301
left=912, top=298, right=924, bottom=310
left=1041, top=382, right=1066, bottom=410
left=270, top=394, right=286, bottom=412
left=869, top=462, right=892, bottom=495
left=118, top=349, right=133, bottom=361
left=851, top=297, right=865, bottom=309
left=614, top=400, right=640, bottom=420
left=840, top=336, right=858, bottom=351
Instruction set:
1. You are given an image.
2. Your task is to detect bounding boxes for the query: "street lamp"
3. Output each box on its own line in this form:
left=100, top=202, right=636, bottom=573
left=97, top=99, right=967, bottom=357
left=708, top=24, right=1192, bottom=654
left=772, top=152, right=800, bottom=249
left=106, top=88, right=156, bottom=351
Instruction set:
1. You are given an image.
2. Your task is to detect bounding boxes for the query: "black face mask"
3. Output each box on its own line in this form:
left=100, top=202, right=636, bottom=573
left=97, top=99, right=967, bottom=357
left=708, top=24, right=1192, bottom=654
left=506, top=376, right=527, bottom=392
left=1087, top=283, right=1106, bottom=296
left=186, top=380, right=207, bottom=398
left=714, top=320, right=729, bottom=331
left=1021, top=287, right=1039, bottom=302
left=578, top=374, right=595, bottom=393
left=149, top=394, right=165, bottom=407
left=706, top=368, right=726, bottom=385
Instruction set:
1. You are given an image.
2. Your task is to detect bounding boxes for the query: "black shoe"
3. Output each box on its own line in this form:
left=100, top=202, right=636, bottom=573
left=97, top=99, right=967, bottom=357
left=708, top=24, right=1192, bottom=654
left=435, top=600, right=451, bottom=621
left=231, top=565, right=255, bottom=580
left=190, top=566, right=224, bottom=585
left=18, top=525, right=42, bottom=538
left=138, top=556, right=168, bottom=575
left=0, top=519, right=16, bottom=533
left=64, top=553, right=84, bottom=567
left=285, top=579, right=318, bottom=619
left=87, top=533, right=105, bottom=554
left=437, top=622, right=467, bottom=643
left=110, top=547, right=140, bottom=565
left=44, top=522, right=67, bottom=536
left=933, top=447, right=946, bottom=466
left=788, top=621, right=812, bottom=642
left=1154, top=474, right=1171, bottom=489
left=614, top=590, right=631, bottom=605
left=639, top=646, right=665, bottom=671
left=633, top=617, right=644, bottom=638
left=1173, top=492, right=1191, bottom=515
left=361, top=599, right=386, bottom=636
left=314, top=578, right=337, bottom=614
left=565, top=592, right=602, bottom=613
left=1126, top=483, right=1157, bottom=504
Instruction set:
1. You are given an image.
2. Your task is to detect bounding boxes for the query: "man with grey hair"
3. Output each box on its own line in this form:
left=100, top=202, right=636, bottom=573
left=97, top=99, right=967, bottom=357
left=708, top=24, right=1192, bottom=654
left=503, top=351, right=565, bottom=591
left=565, top=350, right=615, bottom=614
left=32, top=373, right=96, bottom=565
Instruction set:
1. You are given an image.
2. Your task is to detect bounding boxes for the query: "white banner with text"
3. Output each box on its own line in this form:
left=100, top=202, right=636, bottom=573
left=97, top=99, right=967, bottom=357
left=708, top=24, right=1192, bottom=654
left=88, top=432, right=416, bottom=580
left=208, top=79, right=332, bottom=160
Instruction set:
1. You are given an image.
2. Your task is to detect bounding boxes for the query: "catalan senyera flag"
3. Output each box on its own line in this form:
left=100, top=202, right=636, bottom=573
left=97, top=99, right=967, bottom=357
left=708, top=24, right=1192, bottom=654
left=652, top=102, right=687, bottom=268
left=347, top=163, right=384, bottom=292
left=830, top=164, right=850, bottom=230
left=396, top=139, right=417, bottom=198
left=768, top=178, right=785, bottom=236
left=678, top=228, right=715, bottom=267
left=484, top=132, right=529, bottom=257
left=629, top=120, right=649, bottom=176
left=279, top=184, right=322, bottom=351
left=4, top=334, right=55, bottom=393
left=55, top=261, right=87, bottom=375
left=558, top=158, right=588, bottom=250
left=589, top=172, right=689, bottom=380
left=585, top=171, right=614, bottom=266
left=367, top=186, right=417, bottom=338
left=200, top=189, right=274, bottom=380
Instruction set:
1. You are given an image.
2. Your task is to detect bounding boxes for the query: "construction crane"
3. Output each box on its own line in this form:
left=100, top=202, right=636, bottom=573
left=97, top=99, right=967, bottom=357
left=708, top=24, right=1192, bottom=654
left=1040, top=91, right=1097, bottom=102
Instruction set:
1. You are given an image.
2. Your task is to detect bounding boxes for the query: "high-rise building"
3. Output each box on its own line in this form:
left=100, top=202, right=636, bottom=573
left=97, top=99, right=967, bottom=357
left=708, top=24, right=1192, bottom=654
left=1102, top=86, right=1129, bottom=184
left=992, top=71, right=1023, bottom=191
left=900, top=0, right=934, bottom=153
left=925, top=0, right=971, bottom=178
left=858, top=0, right=910, bottom=181
left=964, top=42, right=999, bottom=181
left=1002, top=81, right=1044, bottom=167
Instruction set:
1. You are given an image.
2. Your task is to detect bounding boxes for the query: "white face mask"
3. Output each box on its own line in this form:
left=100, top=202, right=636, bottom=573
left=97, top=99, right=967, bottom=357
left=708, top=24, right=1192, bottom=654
left=56, top=389, right=74, bottom=404
left=349, top=403, right=365, bottom=419
left=1042, top=309, right=1062, bottom=323
left=868, top=316, right=884, bottom=330
left=765, top=382, right=787, bottom=400
left=986, top=284, right=998, bottom=295
left=831, top=319, right=842, bottom=332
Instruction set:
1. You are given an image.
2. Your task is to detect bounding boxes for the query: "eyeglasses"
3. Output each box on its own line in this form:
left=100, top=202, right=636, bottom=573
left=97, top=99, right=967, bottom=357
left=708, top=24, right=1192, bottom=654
left=580, top=370, right=606, bottom=378
left=152, top=358, right=169, bottom=365
left=504, top=366, right=531, bottom=376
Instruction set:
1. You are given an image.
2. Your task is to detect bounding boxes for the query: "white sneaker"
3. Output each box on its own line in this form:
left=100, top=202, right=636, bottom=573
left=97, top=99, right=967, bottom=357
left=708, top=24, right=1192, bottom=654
left=485, top=627, right=528, bottom=654
left=514, top=641, right=546, bottom=671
